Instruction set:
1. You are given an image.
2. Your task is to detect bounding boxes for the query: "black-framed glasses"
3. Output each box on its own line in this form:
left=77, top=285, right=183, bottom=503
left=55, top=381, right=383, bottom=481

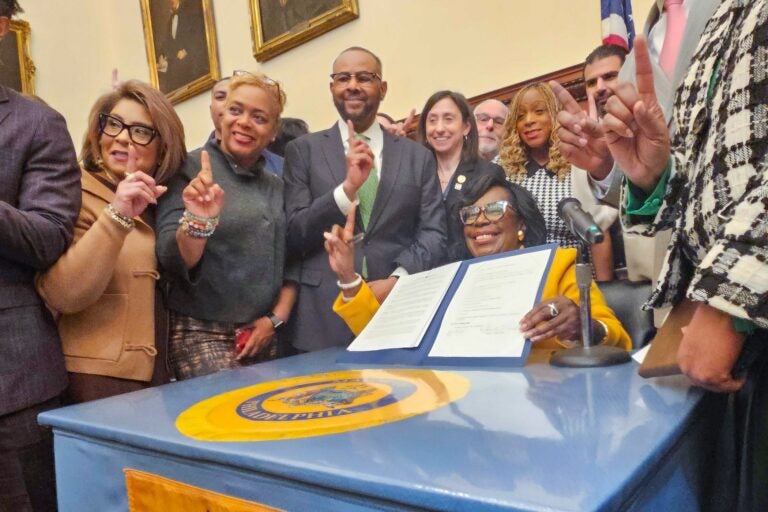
left=232, top=69, right=282, bottom=98
left=329, top=71, right=381, bottom=85
left=474, top=113, right=506, bottom=128
left=459, top=200, right=513, bottom=225
left=98, top=113, right=157, bottom=146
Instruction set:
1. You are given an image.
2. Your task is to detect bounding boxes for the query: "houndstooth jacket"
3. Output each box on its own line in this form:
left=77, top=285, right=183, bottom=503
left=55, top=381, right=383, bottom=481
left=623, top=0, right=768, bottom=329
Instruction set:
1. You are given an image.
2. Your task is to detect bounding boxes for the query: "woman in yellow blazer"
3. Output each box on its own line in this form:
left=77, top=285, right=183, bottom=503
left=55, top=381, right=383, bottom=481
left=36, top=81, right=186, bottom=403
left=325, top=175, right=630, bottom=350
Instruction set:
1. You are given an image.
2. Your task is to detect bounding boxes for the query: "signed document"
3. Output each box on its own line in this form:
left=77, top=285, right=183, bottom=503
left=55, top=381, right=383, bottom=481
left=428, top=249, right=552, bottom=358
left=347, top=262, right=461, bottom=351
left=339, top=245, right=555, bottom=367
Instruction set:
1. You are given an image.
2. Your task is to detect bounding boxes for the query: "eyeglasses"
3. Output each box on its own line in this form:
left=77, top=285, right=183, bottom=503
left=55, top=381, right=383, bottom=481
left=232, top=69, right=282, bottom=98
left=474, top=113, right=506, bottom=128
left=329, top=71, right=382, bottom=85
left=98, top=113, right=157, bottom=146
left=459, top=200, right=513, bottom=225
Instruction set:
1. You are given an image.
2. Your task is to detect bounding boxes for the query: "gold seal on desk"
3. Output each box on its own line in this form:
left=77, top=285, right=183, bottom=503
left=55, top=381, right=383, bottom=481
left=176, top=369, right=470, bottom=441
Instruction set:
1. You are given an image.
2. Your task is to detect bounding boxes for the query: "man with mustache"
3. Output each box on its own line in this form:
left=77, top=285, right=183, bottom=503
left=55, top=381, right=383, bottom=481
left=282, top=46, right=446, bottom=353
left=583, top=44, right=626, bottom=119
left=473, top=99, right=509, bottom=163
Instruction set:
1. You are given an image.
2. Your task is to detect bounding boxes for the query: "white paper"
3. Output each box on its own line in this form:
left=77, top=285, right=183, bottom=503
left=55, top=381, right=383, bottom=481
left=346, top=262, right=461, bottom=351
left=428, top=249, right=553, bottom=358
left=632, top=344, right=650, bottom=364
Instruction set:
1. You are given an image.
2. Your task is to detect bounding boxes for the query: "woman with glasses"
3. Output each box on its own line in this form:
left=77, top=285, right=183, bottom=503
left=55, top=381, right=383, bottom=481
left=418, top=91, right=505, bottom=262
left=156, top=71, right=298, bottom=380
left=36, top=80, right=186, bottom=404
left=325, top=175, right=629, bottom=349
left=498, top=83, right=618, bottom=281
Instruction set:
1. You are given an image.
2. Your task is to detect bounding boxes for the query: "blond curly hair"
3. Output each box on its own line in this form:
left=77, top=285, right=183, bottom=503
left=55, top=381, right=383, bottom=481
left=498, top=82, right=570, bottom=182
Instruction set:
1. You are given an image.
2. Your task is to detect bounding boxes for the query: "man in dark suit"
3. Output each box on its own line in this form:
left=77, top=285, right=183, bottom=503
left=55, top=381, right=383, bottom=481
left=283, top=46, right=446, bottom=352
left=157, top=0, right=208, bottom=94
left=0, top=2, right=81, bottom=509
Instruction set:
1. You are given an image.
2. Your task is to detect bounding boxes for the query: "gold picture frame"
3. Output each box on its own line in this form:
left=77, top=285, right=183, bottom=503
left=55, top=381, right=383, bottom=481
left=250, top=0, right=359, bottom=62
left=140, top=0, right=220, bottom=104
left=0, top=20, right=35, bottom=94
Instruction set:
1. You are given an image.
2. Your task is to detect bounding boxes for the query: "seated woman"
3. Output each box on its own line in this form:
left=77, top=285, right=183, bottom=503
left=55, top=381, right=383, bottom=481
left=498, top=83, right=617, bottom=281
left=36, top=80, right=187, bottom=403
left=156, top=71, right=297, bottom=380
left=418, top=90, right=505, bottom=261
left=324, top=175, right=630, bottom=350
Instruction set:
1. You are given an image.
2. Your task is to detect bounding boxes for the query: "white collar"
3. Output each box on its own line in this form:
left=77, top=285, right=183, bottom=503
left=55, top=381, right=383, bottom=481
left=336, top=118, right=383, bottom=149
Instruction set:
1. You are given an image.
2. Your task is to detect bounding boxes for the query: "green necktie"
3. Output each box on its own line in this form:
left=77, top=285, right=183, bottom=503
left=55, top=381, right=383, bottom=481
left=354, top=134, right=378, bottom=278
left=356, top=134, right=378, bottom=229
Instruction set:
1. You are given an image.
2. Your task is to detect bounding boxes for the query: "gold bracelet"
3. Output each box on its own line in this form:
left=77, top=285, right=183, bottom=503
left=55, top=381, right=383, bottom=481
left=595, top=320, right=610, bottom=344
left=105, top=204, right=135, bottom=231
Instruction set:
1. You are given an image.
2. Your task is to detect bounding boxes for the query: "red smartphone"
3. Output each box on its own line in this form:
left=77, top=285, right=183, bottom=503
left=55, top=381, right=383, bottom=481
left=235, top=327, right=254, bottom=353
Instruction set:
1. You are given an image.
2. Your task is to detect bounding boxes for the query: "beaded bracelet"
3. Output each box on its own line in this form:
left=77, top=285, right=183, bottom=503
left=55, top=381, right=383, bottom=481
left=337, top=273, right=362, bottom=290
left=179, top=210, right=219, bottom=238
left=183, top=210, right=220, bottom=230
left=105, top=204, right=135, bottom=231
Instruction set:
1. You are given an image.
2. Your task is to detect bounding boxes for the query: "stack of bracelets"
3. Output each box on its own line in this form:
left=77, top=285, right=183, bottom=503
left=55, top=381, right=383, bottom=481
left=179, top=209, right=219, bottom=238
left=105, top=204, right=135, bottom=230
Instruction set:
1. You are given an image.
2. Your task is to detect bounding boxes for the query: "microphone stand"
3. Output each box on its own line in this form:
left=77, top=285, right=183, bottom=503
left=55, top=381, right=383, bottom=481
left=550, top=242, right=631, bottom=368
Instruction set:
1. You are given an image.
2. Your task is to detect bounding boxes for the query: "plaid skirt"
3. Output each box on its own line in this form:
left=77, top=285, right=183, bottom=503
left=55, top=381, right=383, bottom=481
left=169, top=311, right=281, bottom=381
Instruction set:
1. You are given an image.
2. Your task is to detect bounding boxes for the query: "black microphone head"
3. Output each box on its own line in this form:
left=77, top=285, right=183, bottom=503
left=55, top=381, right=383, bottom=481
left=557, top=197, right=604, bottom=245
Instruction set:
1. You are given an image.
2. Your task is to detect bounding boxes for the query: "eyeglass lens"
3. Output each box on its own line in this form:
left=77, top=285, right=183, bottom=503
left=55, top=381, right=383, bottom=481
left=475, top=113, right=506, bottom=126
left=331, top=72, right=379, bottom=84
left=461, top=201, right=508, bottom=225
left=99, top=114, right=156, bottom=146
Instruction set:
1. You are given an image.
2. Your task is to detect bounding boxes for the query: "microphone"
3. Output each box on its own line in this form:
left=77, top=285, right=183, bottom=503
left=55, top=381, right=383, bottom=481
left=557, top=198, right=604, bottom=245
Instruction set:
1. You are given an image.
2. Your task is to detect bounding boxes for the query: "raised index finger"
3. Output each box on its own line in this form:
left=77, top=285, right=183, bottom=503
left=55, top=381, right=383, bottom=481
left=198, top=150, right=213, bottom=185
left=634, top=36, right=658, bottom=106
left=127, top=144, right=138, bottom=174
left=344, top=201, right=357, bottom=236
left=548, top=80, right=581, bottom=115
left=403, top=108, right=416, bottom=130
left=346, top=119, right=356, bottom=142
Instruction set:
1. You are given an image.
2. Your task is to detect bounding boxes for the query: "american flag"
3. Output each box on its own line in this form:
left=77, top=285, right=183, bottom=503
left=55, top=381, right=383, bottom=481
left=601, top=0, right=636, bottom=51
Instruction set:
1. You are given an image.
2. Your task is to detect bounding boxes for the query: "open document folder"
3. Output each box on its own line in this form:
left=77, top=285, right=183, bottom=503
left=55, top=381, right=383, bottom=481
left=338, top=244, right=556, bottom=367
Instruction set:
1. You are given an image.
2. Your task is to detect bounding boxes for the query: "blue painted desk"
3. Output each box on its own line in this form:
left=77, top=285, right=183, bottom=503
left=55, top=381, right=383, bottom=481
left=39, top=349, right=718, bottom=511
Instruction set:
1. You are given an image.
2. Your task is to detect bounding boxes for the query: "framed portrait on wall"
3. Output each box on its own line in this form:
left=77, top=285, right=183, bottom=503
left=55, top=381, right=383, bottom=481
left=250, top=0, right=359, bottom=62
left=0, top=20, right=35, bottom=94
left=140, top=0, right=220, bottom=104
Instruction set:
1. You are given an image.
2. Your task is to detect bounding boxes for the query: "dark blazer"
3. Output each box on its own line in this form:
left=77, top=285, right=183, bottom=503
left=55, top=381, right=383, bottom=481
left=0, top=86, right=81, bottom=415
left=283, top=123, right=447, bottom=351
left=443, top=158, right=506, bottom=262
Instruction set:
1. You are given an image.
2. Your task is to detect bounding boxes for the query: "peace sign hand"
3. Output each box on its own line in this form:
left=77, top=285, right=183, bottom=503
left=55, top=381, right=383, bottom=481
left=601, top=36, right=671, bottom=194
left=182, top=150, right=225, bottom=218
left=550, top=81, right=614, bottom=180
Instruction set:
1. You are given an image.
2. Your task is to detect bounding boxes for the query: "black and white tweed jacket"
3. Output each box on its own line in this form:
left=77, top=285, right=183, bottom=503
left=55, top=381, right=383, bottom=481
left=624, top=0, right=768, bottom=329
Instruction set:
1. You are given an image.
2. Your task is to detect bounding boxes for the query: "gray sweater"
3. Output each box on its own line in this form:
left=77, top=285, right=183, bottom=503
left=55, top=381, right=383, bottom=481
left=156, top=140, right=291, bottom=323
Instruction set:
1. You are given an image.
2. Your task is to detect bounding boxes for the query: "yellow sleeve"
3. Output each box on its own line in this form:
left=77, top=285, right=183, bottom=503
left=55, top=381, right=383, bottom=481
left=332, top=282, right=381, bottom=336
left=541, top=248, right=631, bottom=350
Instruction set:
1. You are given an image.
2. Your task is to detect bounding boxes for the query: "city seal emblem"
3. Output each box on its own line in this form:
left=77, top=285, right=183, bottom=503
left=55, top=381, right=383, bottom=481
left=176, top=369, right=470, bottom=441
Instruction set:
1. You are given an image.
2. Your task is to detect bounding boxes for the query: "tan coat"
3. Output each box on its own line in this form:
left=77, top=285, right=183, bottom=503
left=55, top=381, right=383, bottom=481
left=36, top=170, right=159, bottom=381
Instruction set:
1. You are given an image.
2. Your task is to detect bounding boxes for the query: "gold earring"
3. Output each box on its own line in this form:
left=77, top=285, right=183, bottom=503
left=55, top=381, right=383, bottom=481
left=517, top=229, right=524, bottom=241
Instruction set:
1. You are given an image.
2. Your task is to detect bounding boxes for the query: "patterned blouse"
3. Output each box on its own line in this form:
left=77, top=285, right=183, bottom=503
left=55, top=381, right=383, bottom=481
left=624, top=0, right=768, bottom=329
left=510, top=161, right=579, bottom=249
